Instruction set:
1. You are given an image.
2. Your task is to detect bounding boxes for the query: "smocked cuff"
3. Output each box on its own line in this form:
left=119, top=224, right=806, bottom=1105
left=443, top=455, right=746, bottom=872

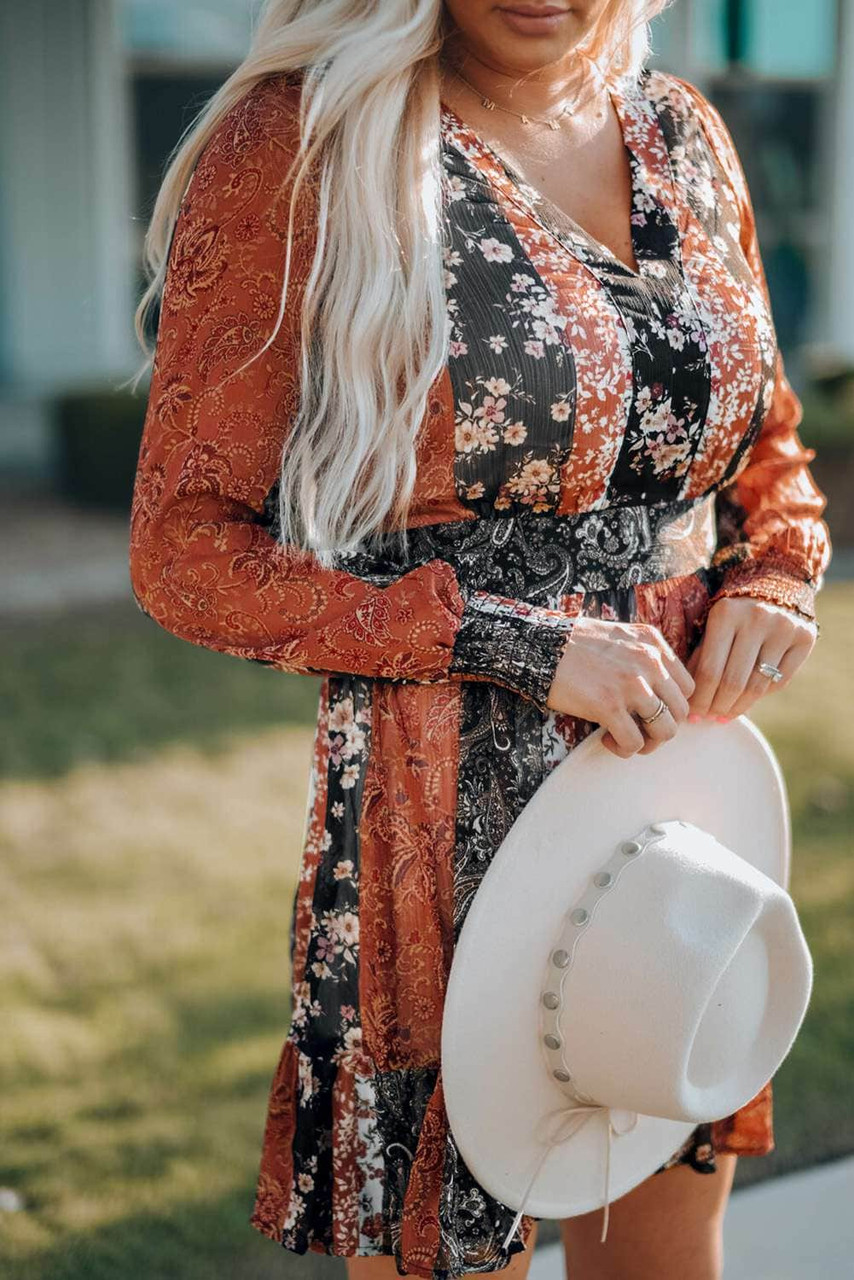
left=448, top=590, right=576, bottom=712
left=708, top=550, right=820, bottom=626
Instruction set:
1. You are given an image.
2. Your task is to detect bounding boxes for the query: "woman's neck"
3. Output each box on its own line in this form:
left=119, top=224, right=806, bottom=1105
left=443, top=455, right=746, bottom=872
left=439, top=38, right=604, bottom=126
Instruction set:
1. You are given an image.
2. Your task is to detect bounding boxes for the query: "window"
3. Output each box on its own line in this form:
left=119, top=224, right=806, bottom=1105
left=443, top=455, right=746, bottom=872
left=651, top=0, right=838, bottom=80
left=122, top=0, right=260, bottom=62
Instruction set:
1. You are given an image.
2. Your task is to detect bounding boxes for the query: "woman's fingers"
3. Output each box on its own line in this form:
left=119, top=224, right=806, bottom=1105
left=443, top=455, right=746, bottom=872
left=687, top=598, right=817, bottom=720
left=635, top=707, right=679, bottom=753
left=727, top=637, right=793, bottom=721
left=601, top=674, right=685, bottom=758
left=601, top=708, right=647, bottom=758
left=599, top=638, right=694, bottom=757
left=660, top=646, right=696, bottom=701
left=725, top=635, right=807, bottom=718
left=771, top=635, right=812, bottom=689
left=686, top=604, right=736, bottom=718
left=633, top=676, right=683, bottom=752
left=637, top=624, right=696, bottom=701
left=656, top=672, right=691, bottom=723
left=705, top=626, right=763, bottom=719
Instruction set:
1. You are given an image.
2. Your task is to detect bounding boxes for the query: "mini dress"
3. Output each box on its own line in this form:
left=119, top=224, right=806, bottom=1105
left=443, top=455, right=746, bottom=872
left=128, top=64, right=832, bottom=1279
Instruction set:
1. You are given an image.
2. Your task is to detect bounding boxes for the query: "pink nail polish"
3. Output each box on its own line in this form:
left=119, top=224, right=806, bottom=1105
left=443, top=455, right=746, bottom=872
left=716, top=716, right=730, bottom=723
left=687, top=714, right=701, bottom=723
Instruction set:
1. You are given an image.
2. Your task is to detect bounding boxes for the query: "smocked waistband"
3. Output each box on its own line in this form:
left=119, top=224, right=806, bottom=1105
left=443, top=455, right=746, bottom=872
left=336, top=493, right=718, bottom=603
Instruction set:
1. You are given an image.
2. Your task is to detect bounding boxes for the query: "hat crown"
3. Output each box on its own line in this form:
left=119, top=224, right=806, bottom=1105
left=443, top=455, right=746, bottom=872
left=541, top=819, right=812, bottom=1122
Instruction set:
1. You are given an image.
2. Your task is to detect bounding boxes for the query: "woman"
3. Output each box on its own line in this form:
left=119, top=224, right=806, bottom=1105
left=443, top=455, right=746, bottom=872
left=128, top=1, right=831, bottom=1277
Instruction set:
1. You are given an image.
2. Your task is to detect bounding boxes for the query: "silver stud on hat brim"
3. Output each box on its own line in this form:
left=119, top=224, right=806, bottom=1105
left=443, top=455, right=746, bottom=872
left=539, top=824, right=666, bottom=1100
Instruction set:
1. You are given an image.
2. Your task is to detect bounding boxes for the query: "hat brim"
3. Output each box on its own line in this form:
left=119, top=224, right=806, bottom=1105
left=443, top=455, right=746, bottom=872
left=441, top=715, right=790, bottom=1218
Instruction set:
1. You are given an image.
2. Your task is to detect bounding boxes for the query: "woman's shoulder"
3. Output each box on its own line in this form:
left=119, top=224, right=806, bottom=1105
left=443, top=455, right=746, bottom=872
left=640, top=66, right=748, bottom=197
left=176, top=71, right=314, bottom=246
left=165, top=71, right=315, bottom=325
left=198, top=71, right=305, bottom=174
left=639, top=66, right=721, bottom=126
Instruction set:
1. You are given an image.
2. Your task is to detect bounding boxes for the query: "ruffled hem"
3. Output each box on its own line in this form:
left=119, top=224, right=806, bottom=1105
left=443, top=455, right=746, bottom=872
left=250, top=1039, right=537, bottom=1277
left=251, top=1038, right=773, bottom=1275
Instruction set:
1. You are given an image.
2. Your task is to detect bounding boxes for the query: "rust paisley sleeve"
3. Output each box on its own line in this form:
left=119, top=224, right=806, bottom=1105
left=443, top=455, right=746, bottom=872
left=128, top=74, right=575, bottom=711
left=674, top=77, right=832, bottom=625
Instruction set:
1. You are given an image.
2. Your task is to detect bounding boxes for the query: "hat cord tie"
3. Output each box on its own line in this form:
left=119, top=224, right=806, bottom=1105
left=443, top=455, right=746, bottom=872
left=501, top=1100, right=619, bottom=1252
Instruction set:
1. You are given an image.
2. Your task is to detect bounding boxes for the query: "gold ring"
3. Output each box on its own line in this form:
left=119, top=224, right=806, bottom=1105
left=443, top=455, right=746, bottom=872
left=639, top=696, right=668, bottom=725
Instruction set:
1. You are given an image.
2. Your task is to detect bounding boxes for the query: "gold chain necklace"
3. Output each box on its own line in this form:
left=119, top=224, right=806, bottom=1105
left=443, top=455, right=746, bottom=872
left=451, top=65, right=598, bottom=131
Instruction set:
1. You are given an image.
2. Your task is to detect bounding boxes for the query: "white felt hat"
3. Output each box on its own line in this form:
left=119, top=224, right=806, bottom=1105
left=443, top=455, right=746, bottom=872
left=441, top=716, right=813, bottom=1247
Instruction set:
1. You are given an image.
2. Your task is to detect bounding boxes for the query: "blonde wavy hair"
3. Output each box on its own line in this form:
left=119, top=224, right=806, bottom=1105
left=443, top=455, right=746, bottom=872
left=133, top=0, right=675, bottom=568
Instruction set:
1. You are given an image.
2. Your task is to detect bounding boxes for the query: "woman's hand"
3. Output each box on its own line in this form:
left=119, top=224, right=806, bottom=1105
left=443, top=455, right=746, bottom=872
left=546, top=616, right=696, bottom=758
left=685, top=596, right=817, bottom=720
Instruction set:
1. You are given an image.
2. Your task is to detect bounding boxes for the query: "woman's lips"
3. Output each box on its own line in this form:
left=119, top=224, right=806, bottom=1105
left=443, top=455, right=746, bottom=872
left=497, top=5, right=571, bottom=36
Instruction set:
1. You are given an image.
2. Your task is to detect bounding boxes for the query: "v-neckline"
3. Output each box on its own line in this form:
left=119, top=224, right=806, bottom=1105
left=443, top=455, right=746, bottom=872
left=439, top=70, right=680, bottom=283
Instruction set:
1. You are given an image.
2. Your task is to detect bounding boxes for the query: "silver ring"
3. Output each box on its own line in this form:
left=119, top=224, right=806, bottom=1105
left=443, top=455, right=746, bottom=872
left=757, top=660, right=784, bottom=683
left=638, top=696, right=668, bottom=725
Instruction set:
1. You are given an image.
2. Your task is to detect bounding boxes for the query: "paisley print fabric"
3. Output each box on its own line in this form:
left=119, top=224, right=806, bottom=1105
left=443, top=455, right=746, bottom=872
left=129, top=64, right=832, bottom=1279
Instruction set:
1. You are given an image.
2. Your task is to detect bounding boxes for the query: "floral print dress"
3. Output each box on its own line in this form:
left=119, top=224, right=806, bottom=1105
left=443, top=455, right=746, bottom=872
left=129, top=64, right=831, bottom=1279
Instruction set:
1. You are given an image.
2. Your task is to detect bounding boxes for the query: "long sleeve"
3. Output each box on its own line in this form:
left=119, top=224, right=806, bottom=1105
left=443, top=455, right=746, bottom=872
left=128, top=73, right=575, bottom=712
left=674, top=77, right=832, bottom=624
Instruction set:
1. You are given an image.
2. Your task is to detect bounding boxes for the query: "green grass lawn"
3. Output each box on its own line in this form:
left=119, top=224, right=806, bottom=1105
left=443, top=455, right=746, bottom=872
left=0, top=588, right=852, bottom=1279
left=0, top=600, right=321, bottom=781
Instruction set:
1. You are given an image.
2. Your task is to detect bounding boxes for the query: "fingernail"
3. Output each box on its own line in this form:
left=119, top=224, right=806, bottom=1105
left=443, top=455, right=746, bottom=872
left=687, top=714, right=701, bottom=723
left=716, top=716, right=730, bottom=723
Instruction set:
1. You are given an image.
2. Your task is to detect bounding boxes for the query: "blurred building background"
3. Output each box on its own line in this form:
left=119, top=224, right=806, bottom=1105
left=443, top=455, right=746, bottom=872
left=1, top=0, right=853, bottom=492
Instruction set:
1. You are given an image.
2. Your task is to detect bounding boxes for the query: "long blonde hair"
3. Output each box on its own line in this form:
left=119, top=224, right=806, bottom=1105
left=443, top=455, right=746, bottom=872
left=133, top=0, right=674, bottom=569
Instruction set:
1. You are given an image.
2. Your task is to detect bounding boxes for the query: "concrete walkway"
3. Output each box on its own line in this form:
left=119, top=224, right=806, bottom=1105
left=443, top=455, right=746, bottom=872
left=527, top=1155, right=854, bottom=1280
